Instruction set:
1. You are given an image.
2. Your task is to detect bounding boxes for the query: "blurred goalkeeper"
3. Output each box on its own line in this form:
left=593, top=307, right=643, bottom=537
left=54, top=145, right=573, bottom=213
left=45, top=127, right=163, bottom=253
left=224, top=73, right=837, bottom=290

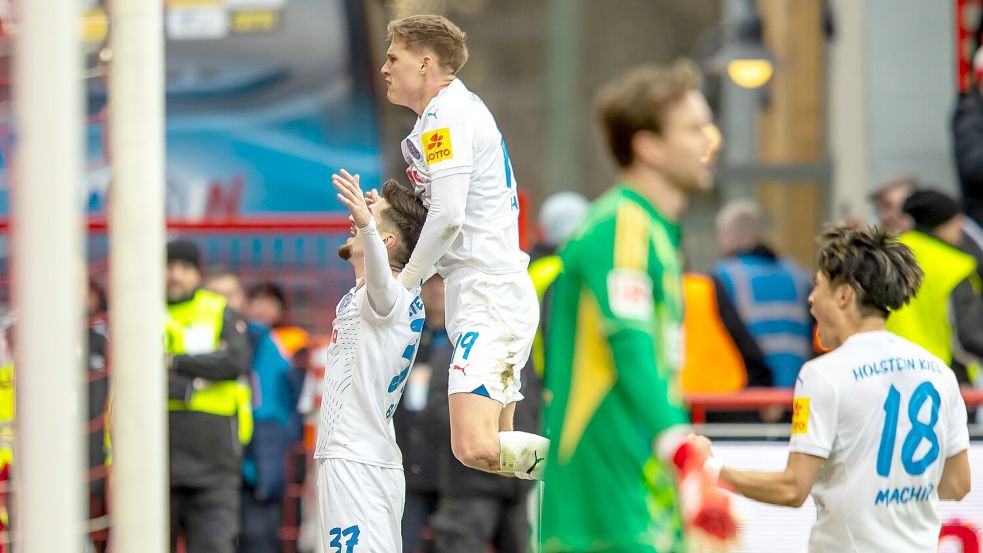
left=541, top=60, right=736, bottom=552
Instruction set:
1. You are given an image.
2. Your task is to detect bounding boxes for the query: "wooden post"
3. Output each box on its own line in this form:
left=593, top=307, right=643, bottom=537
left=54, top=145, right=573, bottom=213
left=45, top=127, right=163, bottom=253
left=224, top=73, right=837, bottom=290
left=757, top=0, right=825, bottom=269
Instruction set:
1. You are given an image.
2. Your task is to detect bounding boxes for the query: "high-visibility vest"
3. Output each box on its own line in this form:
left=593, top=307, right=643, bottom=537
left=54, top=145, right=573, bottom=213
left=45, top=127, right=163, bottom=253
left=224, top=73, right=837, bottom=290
left=166, top=289, right=253, bottom=444
left=0, top=363, right=12, bottom=472
left=886, top=231, right=979, bottom=365
left=713, top=255, right=812, bottom=387
left=529, top=254, right=563, bottom=377
left=680, top=274, right=747, bottom=393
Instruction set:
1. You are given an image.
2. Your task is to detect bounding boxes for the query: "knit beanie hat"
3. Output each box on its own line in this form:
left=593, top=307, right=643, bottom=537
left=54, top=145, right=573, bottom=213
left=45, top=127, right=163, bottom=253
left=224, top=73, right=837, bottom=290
left=167, top=240, right=201, bottom=270
left=902, top=190, right=961, bottom=231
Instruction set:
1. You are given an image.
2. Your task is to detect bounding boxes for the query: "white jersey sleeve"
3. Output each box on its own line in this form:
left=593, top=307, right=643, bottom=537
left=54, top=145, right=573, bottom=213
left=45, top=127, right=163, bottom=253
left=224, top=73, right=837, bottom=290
left=789, top=362, right=838, bottom=459
left=396, top=172, right=470, bottom=288
left=359, top=218, right=401, bottom=321
left=943, top=370, right=970, bottom=458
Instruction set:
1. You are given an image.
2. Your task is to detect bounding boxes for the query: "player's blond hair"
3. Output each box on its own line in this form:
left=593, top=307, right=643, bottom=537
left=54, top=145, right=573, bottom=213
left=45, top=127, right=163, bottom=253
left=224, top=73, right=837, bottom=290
left=817, top=224, right=923, bottom=317
left=595, top=59, right=702, bottom=168
left=386, top=15, right=469, bottom=75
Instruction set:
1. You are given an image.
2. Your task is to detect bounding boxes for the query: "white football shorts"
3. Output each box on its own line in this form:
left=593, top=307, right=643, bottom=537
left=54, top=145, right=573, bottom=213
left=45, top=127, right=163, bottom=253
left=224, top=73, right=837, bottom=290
left=443, top=268, right=539, bottom=405
left=316, top=458, right=405, bottom=553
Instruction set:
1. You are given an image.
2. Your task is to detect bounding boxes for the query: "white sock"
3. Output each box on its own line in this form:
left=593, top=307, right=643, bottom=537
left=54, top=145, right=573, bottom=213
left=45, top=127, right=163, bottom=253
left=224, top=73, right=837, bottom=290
left=498, top=431, right=550, bottom=480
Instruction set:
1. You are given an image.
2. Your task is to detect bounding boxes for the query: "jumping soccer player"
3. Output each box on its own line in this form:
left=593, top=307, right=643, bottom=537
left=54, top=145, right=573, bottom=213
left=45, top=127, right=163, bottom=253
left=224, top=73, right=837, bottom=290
left=374, top=14, right=546, bottom=479
left=695, top=225, right=972, bottom=552
left=315, top=172, right=427, bottom=552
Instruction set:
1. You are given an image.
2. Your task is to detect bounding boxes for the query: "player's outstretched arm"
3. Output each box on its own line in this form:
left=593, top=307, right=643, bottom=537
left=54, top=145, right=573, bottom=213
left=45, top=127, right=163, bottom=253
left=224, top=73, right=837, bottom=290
left=396, top=172, right=469, bottom=287
left=721, top=451, right=823, bottom=508
left=690, top=434, right=824, bottom=508
left=333, top=170, right=400, bottom=315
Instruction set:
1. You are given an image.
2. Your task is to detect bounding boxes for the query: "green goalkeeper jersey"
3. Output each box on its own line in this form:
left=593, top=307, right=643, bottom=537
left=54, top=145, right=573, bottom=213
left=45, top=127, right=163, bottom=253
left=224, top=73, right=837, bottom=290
left=541, top=184, right=689, bottom=553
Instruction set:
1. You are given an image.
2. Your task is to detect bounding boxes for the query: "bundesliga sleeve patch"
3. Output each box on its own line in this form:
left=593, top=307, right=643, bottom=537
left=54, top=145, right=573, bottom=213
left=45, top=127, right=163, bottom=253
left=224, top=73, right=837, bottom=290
left=607, top=269, right=653, bottom=320
left=791, top=397, right=810, bottom=435
left=424, top=127, right=454, bottom=165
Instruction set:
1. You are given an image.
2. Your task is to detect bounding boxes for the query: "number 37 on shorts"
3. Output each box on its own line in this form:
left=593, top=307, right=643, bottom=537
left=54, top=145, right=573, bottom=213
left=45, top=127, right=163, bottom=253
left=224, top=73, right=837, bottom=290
left=328, top=525, right=360, bottom=553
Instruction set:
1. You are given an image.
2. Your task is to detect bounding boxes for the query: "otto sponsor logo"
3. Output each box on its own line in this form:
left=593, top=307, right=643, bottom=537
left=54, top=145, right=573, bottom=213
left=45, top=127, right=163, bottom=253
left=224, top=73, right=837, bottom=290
left=791, top=397, right=809, bottom=435
left=425, top=128, right=453, bottom=165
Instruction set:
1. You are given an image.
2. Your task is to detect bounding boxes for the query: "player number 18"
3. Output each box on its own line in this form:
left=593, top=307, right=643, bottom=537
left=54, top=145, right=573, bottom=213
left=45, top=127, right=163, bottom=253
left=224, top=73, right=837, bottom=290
left=876, top=381, right=941, bottom=477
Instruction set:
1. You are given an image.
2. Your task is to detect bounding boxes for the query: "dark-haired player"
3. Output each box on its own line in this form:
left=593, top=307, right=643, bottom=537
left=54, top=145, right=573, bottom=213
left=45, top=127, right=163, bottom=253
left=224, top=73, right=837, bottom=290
left=695, top=224, right=972, bottom=552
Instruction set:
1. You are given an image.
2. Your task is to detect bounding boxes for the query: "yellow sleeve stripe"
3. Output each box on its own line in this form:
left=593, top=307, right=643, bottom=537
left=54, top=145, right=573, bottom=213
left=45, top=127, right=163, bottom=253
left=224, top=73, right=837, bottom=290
left=614, top=202, right=649, bottom=271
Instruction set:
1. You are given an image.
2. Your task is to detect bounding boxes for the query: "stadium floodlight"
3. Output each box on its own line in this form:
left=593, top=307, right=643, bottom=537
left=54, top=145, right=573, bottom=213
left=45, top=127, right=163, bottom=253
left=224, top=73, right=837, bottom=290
left=707, top=17, right=776, bottom=90
left=725, top=57, right=774, bottom=90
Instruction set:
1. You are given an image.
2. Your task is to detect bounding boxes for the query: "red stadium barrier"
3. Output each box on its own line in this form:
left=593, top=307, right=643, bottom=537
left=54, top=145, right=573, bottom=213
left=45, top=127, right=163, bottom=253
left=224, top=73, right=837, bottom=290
left=686, top=387, right=983, bottom=424
left=0, top=216, right=352, bottom=234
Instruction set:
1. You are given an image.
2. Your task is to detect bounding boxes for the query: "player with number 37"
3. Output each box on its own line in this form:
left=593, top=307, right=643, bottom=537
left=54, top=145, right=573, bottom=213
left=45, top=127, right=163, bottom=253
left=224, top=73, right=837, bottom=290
left=314, top=173, right=429, bottom=553
left=693, top=225, right=971, bottom=553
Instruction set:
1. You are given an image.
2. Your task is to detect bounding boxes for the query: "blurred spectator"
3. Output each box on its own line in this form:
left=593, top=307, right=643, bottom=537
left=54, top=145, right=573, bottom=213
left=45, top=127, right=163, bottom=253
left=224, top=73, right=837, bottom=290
left=0, top=316, right=12, bottom=553
left=394, top=276, right=447, bottom=553
left=952, top=46, right=983, bottom=226
left=870, top=177, right=983, bottom=285
left=528, top=192, right=590, bottom=377
left=205, top=267, right=247, bottom=312
left=712, top=200, right=814, bottom=388
left=886, top=190, right=983, bottom=386
left=165, top=240, right=252, bottom=553
left=246, top=280, right=308, bottom=468
left=679, top=272, right=771, bottom=394
left=869, top=176, right=917, bottom=232
left=205, top=272, right=300, bottom=553
left=88, top=278, right=108, bottom=330
left=529, top=192, right=590, bottom=262
left=86, top=280, right=110, bottom=553
left=0, top=283, right=112, bottom=552
left=248, top=282, right=310, bottom=381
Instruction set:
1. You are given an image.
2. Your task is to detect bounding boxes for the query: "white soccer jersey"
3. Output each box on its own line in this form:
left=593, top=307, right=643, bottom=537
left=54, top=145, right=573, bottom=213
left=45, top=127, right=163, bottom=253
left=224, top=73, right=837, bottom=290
left=400, top=78, right=528, bottom=277
left=314, top=284, right=425, bottom=468
left=789, top=330, right=970, bottom=552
